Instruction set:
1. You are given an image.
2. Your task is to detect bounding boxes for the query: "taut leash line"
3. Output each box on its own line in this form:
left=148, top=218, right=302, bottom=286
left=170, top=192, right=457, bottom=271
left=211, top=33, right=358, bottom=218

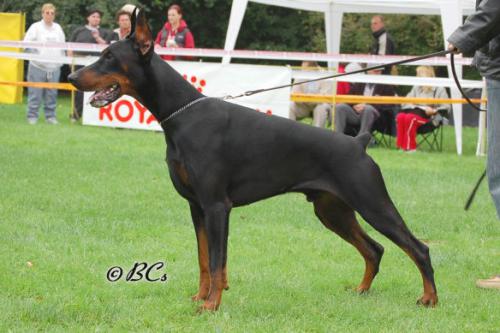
left=224, top=50, right=452, bottom=100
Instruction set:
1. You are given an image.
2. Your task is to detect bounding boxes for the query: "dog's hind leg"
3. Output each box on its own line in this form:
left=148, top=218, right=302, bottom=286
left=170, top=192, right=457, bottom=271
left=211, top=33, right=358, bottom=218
left=312, top=191, right=384, bottom=293
left=342, top=162, right=438, bottom=306
left=358, top=203, right=437, bottom=306
left=189, top=202, right=211, bottom=302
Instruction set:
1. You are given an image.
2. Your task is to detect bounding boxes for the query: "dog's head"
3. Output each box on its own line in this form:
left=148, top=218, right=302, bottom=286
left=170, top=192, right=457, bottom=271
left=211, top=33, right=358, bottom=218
left=68, top=8, right=154, bottom=107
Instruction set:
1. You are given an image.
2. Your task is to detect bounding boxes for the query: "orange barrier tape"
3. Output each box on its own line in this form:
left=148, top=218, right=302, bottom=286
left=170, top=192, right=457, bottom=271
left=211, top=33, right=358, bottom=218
left=291, top=93, right=486, bottom=105
left=0, top=81, right=76, bottom=91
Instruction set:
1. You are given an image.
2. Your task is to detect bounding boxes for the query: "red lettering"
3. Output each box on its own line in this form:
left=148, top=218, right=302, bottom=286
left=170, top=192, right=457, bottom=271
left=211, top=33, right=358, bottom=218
left=134, top=100, right=148, bottom=123
left=99, top=104, right=113, bottom=121
left=114, top=100, right=134, bottom=122
left=147, top=113, right=157, bottom=124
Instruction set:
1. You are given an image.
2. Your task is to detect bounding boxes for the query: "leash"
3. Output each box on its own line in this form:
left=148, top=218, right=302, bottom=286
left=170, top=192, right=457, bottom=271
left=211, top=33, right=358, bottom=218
left=465, top=170, right=487, bottom=210
left=223, top=50, right=453, bottom=100
left=450, top=53, right=486, bottom=112
left=449, top=53, right=488, bottom=211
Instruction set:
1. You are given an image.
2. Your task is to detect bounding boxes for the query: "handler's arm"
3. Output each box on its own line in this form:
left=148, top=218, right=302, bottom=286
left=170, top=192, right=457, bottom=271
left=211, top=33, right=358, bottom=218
left=448, top=0, right=500, bottom=56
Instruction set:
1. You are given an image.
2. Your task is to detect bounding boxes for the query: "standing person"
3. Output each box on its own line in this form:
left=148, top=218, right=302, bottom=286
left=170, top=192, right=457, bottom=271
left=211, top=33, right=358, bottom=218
left=23, top=3, right=65, bottom=125
left=448, top=0, right=500, bottom=290
left=154, top=4, right=195, bottom=61
left=396, top=66, right=450, bottom=152
left=68, top=9, right=111, bottom=122
left=107, top=10, right=132, bottom=42
left=289, top=61, right=332, bottom=128
left=370, top=15, right=395, bottom=74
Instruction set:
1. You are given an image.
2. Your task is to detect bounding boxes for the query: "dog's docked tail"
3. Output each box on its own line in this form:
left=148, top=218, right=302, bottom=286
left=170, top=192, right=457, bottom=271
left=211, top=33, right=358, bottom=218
left=355, top=132, right=372, bottom=150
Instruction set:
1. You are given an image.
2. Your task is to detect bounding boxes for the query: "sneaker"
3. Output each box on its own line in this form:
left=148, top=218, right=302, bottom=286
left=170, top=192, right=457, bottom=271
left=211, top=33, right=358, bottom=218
left=405, top=149, right=417, bottom=154
left=46, top=118, right=59, bottom=125
left=476, top=275, right=500, bottom=289
left=27, top=118, right=37, bottom=125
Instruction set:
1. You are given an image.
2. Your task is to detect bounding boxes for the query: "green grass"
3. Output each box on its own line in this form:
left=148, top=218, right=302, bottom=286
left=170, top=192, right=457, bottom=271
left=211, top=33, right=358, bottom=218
left=1, top=96, right=499, bottom=332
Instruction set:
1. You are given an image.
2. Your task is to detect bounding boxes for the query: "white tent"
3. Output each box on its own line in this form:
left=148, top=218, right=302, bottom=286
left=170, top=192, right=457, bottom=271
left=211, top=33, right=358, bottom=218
left=223, top=0, right=478, bottom=155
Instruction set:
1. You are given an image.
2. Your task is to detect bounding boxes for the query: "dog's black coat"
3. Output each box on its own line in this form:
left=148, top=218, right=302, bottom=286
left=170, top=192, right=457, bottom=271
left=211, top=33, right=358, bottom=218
left=68, top=9, right=437, bottom=311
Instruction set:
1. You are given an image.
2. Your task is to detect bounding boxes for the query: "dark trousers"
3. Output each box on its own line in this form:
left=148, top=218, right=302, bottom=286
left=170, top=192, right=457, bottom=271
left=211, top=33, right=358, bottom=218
left=72, top=65, right=84, bottom=119
left=334, top=103, right=380, bottom=135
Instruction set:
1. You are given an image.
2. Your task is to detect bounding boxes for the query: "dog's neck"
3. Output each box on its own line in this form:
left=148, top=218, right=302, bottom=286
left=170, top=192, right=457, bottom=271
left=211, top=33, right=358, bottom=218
left=134, top=54, right=204, bottom=124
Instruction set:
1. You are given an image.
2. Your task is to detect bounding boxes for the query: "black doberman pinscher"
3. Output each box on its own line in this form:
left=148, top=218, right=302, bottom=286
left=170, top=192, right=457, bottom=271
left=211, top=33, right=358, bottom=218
left=68, top=9, right=437, bottom=311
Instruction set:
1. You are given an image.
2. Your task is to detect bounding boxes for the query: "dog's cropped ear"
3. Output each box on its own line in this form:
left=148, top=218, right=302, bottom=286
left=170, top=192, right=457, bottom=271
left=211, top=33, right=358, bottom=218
left=130, top=7, right=137, bottom=35
left=133, top=9, right=153, bottom=59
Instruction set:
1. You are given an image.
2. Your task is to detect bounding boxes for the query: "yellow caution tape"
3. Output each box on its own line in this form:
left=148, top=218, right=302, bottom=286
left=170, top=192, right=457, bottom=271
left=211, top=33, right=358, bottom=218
left=291, top=93, right=486, bottom=105
left=0, top=80, right=76, bottom=91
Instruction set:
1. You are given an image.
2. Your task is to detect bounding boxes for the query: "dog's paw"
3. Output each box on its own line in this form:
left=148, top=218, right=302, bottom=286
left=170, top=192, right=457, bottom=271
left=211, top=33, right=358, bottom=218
left=416, top=293, right=438, bottom=307
left=198, top=300, right=219, bottom=312
left=191, top=293, right=208, bottom=302
left=355, top=286, right=370, bottom=294
left=355, top=283, right=372, bottom=294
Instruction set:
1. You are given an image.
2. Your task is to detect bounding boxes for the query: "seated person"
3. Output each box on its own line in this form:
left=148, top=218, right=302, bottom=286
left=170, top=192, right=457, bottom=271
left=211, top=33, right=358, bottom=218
left=396, top=66, right=451, bottom=152
left=289, top=61, right=332, bottom=128
left=333, top=65, right=396, bottom=135
left=336, top=63, right=351, bottom=95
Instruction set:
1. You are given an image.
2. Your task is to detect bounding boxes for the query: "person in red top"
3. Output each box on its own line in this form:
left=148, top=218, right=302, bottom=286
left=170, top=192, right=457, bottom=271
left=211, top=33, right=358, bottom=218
left=336, top=64, right=351, bottom=95
left=154, top=4, right=195, bottom=61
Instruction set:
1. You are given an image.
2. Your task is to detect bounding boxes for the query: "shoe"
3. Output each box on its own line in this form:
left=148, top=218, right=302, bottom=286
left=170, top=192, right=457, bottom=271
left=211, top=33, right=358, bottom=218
left=405, top=149, right=417, bottom=154
left=46, top=118, right=59, bottom=125
left=27, top=118, right=37, bottom=125
left=476, top=275, right=500, bottom=289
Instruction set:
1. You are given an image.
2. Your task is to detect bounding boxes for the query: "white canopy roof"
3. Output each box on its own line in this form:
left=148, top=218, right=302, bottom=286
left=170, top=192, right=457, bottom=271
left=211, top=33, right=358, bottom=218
left=223, top=0, right=479, bottom=154
left=224, top=0, right=476, bottom=62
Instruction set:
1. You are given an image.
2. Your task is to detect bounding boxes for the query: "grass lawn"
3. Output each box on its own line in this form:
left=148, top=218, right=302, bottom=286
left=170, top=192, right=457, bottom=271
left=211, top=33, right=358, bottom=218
left=1, top=95, right=499, bottom=332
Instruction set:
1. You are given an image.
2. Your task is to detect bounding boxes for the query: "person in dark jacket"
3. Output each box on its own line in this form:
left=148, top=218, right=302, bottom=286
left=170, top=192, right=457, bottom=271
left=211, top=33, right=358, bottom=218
left=68, top=8, right=112, bottom=121
left=333, top=66, right=396, bottom=135
left=370, top=15, right=395, bottom=74
left=448, top=0, right=500, bottom=290
left=154, top=4, right=195, bottom=61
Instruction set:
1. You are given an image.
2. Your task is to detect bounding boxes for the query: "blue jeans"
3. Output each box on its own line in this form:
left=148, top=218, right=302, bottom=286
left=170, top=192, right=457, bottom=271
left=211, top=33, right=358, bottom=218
left=487, top=78, right=500, bottom=219
left=27, top=63, right=61, bottom=120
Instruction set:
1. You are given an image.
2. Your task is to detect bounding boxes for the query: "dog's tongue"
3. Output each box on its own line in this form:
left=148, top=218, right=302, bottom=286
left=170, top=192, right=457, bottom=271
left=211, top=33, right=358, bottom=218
left=89, top=85, right=120, bottom=108
left=89, top=91, right=106, bottom=108
left=89, top=91, right=108, bottom=108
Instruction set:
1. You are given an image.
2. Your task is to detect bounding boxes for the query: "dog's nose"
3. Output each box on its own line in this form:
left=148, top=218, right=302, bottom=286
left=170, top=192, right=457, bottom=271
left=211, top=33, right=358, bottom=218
left=67, top=72, right=78, bottom=86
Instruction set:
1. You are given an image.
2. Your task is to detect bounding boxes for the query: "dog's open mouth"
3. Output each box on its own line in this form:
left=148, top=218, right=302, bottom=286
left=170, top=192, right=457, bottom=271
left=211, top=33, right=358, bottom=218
left=89, top=83, right=121, bottom=108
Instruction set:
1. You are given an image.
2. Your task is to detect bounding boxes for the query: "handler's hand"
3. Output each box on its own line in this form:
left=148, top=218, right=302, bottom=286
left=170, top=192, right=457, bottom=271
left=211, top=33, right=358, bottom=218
left=353, top=104, right=365, bottom=113
left=424, top=106, right=437, bottom=116
left=448, top=43, right=460, bottom=54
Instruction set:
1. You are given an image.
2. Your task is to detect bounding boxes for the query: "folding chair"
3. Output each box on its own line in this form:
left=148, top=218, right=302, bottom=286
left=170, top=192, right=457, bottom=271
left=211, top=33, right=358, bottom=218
left=371, top=107, right=397, bottom=148
left=416, top=110, right=448, bottom=152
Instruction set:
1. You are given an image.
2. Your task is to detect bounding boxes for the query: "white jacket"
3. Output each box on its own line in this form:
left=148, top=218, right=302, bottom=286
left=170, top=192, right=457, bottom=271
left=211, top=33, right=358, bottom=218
left=23, top=20, right=66, bottom=71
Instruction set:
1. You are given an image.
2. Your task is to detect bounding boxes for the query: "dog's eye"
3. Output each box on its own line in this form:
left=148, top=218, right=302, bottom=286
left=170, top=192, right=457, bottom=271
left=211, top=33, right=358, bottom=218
left=104, top=52, right=113, bottom=60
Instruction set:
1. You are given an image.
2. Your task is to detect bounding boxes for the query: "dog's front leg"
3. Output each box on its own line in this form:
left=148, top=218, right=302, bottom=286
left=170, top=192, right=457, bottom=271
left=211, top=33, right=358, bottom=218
left=189, top=202, right=211, bottom=302
left=199, top=201, right=231, bottom=311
